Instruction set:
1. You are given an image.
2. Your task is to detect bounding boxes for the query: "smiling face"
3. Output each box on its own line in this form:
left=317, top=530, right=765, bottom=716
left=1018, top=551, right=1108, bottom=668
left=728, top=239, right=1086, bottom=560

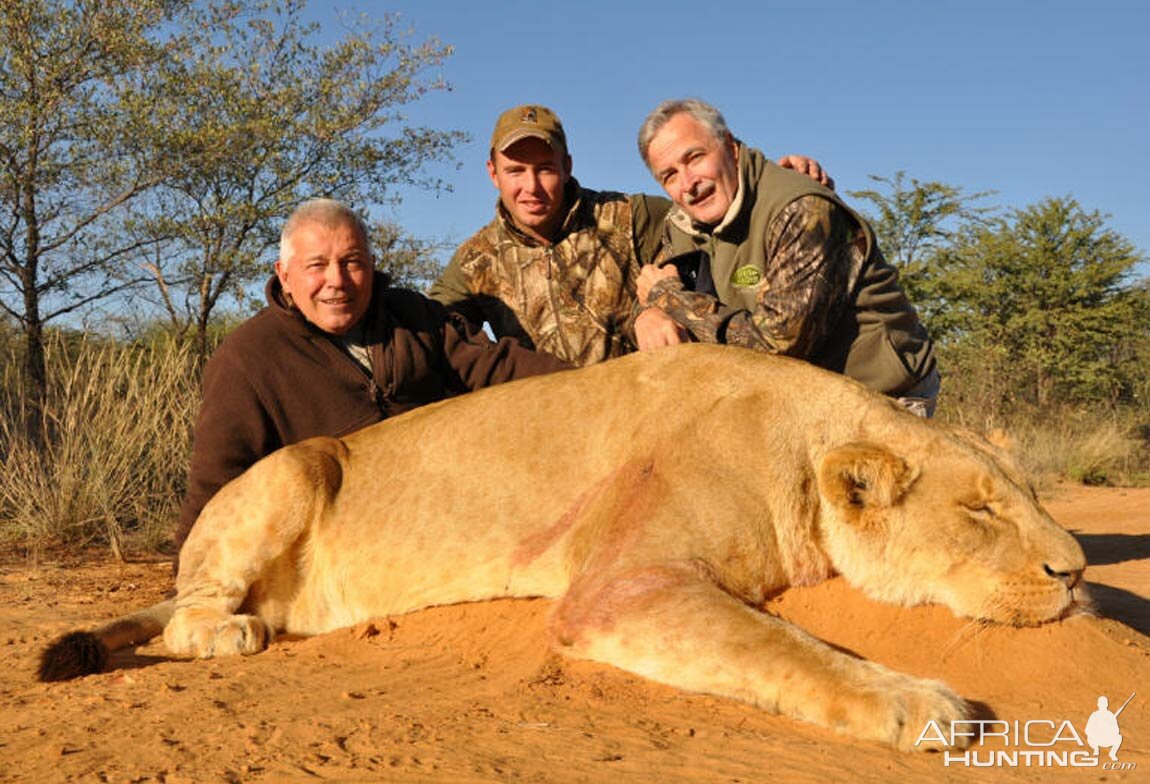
left=274, top=219, right=374, bottom=335
left=646, top=112, right=741, bottom=227
left=487, top=136, right=572, bottom=243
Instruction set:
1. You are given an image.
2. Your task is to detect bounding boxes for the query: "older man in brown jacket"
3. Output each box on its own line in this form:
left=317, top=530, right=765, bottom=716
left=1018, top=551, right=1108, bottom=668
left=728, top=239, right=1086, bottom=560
left=174, top=199, right=569, bottom=554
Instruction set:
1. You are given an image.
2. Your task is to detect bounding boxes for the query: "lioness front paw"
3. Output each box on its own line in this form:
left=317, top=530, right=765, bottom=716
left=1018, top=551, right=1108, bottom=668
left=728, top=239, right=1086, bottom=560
left=853, top=672, right=970, bottom=752
left=164, top=609, right=271, bottom=658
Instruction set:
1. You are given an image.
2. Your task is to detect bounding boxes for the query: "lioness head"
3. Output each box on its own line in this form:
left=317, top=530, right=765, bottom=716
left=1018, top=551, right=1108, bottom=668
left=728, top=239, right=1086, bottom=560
left=815, top=428, right=1087, bottom=626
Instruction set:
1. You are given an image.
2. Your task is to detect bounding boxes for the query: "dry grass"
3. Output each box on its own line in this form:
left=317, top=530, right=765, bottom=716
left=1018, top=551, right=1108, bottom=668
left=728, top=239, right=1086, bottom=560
left=955, top=412, right=1149, bottom=490
left=0, top=334, right=199, bottom=559
left=933, top=345, right=1150, bottom=487
left=1017, top=415, right=1146, bottom=487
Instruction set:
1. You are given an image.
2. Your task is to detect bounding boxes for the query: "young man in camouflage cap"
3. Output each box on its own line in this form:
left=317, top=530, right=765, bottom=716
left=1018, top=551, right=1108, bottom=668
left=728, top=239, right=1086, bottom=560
left=429, top=104, right=831, bottom=366
left=635, top=98, right=939, bottom=415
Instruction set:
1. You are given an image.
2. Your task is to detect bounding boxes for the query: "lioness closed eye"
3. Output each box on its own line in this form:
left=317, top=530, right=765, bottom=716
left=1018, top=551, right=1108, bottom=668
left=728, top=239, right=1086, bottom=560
left=40, top=345, right=1088, bottom=752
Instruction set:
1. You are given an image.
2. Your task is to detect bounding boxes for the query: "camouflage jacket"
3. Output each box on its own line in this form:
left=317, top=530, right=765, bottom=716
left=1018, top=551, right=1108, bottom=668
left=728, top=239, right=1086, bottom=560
left=430, top=180, right=669, bottom=367
left=649, top=147, right=935, bottom=397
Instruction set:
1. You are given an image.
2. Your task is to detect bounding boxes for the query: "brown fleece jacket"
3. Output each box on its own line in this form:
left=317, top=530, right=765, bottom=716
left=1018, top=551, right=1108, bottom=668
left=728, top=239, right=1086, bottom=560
left=174, top=273, right=569, bottom=554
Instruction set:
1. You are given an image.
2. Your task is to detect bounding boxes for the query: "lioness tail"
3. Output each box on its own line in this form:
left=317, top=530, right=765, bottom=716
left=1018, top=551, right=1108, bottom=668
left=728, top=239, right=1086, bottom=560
left=38, top=600, right=174, bottom=682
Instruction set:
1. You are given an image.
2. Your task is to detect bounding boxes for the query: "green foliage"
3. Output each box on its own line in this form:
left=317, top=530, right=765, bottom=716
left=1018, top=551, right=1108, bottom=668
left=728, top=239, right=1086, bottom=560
left=0, top=0, right=464, bottom=389
left=933, top=198, right=1144, bottom=408
left=849, top=171, right=996, bottom=319
left=371, top=220, right=446, bottom=292
left=856, top=174, right=1149, bottom=486
left=131, top=0, right=464, bottom=359
left=854, top=172, right=1147, bottom=417
left=0, top=0, right=178, bottom=421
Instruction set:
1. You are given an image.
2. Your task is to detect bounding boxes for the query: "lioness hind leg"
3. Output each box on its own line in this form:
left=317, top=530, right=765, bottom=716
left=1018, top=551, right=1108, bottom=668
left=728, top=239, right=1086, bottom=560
left=165, top=437, right=346, bottom=659
left=550, top=566, right=969, bottom=752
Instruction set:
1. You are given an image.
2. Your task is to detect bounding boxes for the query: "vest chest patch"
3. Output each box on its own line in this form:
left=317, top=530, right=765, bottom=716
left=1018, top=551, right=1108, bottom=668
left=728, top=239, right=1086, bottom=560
left=730, top=265, right=762, bottom=287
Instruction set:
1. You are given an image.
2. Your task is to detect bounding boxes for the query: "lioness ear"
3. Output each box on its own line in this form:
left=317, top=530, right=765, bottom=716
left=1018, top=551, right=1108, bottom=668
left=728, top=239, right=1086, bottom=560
left=818, top=442, right=918, bottom=518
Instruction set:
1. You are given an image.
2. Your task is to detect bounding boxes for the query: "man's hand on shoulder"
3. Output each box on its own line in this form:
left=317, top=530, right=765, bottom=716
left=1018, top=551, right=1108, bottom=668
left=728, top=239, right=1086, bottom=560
left=634, top=307, right=687, bottom=351
left=776, top=154, right=835, bottom=190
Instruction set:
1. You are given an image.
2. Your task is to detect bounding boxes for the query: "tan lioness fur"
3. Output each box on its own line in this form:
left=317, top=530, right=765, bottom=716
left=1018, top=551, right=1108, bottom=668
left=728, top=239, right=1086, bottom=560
left=41, top=345, right=1087, bottom=751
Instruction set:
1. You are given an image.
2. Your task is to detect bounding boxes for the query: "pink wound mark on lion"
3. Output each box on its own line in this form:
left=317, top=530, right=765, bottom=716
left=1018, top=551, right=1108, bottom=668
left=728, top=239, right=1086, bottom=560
left=511, top=459, right=655, bottom=568
left=551, top=565, right=694, bottom=646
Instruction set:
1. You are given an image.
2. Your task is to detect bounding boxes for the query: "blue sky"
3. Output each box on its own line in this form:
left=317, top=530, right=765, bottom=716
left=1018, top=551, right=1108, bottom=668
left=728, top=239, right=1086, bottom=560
left=317, top=1, right=1149, bottom=274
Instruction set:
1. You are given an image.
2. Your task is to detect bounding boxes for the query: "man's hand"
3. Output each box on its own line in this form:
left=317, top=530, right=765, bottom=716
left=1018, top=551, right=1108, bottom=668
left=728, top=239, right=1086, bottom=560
left=637, top=263, right=680, bottom=306
left=634, top=307, right=687, bottom=350
left=776, top=154, right=835, bottom=190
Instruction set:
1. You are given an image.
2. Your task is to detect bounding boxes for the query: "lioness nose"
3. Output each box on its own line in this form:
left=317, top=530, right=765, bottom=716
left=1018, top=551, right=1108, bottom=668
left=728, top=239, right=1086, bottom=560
left=1044, top=564, right=1083, bottom=589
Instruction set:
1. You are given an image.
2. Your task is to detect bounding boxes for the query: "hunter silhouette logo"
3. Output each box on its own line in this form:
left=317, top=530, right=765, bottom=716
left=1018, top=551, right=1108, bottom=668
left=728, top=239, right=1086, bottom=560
left=1087, top=693, right=1135, bottom=762
left=916, top=692, right=1138, bottom=769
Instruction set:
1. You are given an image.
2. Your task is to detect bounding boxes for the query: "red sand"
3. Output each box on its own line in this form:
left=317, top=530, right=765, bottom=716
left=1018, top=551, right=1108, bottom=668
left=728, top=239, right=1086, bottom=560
left=1, top=484, right=1146, bottom=783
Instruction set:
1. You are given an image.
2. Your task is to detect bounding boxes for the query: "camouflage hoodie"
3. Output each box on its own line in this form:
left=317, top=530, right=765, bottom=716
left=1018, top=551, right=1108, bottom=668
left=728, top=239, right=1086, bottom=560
left=430, top=180, right=669, bottom=367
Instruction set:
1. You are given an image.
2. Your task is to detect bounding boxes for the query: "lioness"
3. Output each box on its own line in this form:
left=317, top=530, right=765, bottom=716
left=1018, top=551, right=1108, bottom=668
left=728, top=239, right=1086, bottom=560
left=40, top=345, right=1087, bottom=751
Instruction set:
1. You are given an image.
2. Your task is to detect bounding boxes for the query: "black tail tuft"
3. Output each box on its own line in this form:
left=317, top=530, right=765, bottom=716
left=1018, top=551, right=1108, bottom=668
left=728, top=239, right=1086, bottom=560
left=37, top=631, right=109, bottom=682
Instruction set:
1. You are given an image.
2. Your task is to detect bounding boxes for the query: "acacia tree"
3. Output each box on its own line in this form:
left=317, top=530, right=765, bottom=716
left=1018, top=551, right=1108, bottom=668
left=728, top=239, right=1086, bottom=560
left=134, top=0, right=463, bottom=360
left=370, top=220, right=446, bottom=291
left=1131, top=281, right=1150, bottom=410
left=935, top=197, right=1144, bottom=409
left=0, top=0, right=177, bottom=438
left=849, top=172, right=996, bottom=330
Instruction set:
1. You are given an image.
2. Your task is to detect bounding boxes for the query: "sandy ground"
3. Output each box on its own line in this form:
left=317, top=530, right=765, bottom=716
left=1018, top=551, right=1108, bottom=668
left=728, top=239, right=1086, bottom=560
left=1, top=484, right=1146, bottom=783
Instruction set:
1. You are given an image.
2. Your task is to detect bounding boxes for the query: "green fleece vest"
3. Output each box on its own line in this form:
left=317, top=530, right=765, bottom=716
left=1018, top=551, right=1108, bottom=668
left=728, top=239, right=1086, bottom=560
left=663, top=146, right=934, bottom=396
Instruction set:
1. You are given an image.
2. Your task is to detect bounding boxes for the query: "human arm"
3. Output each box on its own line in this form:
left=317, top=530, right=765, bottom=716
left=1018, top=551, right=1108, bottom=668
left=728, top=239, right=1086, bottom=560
left=637, top=262, right=682, bottom=306
left=618, top=194, right=676, bottom=350
left=174, top=351, right=279, bottom=555
left=642, top=197, right=861, bottom=356
left=633, top=306, right=688, bottom=350
left=776, top=155, right=835, bottom=190
left=439, top=306, right=571, bottom=391
left=426, top=248, right=488, bottom=331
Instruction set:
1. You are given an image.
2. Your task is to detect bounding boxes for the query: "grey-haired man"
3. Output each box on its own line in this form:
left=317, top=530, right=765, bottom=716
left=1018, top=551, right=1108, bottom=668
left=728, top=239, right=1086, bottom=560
left=636, top=98, right=939, bottom=415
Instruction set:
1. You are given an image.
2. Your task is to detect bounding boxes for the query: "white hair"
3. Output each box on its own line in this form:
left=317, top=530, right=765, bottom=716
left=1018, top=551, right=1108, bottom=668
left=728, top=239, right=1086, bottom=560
left=279, top=199, right=373, bottom=268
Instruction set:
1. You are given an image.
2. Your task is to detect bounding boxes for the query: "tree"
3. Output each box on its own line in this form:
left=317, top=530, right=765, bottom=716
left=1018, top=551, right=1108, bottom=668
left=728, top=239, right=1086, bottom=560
left=0, top=0, right=177, bottom=440
left=370, top=220, right=446, bottom=292
left=933, top=197, right=1145, bottom=409
left=849, top=172, right=996, bottom=328
left=134, top=0, right=463, bottom=360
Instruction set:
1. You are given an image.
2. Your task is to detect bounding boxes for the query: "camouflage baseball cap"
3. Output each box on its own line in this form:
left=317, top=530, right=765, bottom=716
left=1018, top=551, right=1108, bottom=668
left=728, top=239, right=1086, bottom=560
left=489, top=104, right=567, bottom=155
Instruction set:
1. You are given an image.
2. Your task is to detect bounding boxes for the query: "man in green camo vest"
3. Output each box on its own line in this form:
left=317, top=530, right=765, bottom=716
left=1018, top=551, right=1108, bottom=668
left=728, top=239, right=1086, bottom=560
left=635, top=98, right=939, bottom=415
left=429, top=104, right=832, bottom=367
